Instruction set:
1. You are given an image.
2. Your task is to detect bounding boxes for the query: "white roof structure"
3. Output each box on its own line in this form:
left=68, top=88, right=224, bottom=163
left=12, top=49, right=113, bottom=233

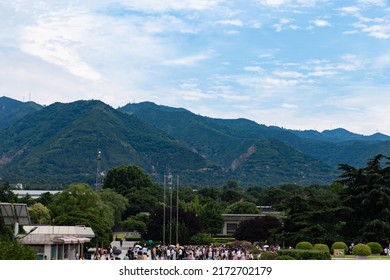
left=20, top=225, right=95, bottom=245
left=13, top=190, right=61, bottom=199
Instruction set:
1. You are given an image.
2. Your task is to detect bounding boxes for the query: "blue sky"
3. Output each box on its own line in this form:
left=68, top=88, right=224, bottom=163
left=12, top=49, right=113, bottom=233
left=1, top=0, right=390, bottom=135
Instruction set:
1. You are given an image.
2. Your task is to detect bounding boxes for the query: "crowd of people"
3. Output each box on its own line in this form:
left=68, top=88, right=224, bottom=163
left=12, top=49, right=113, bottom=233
left=88, top=242, right=390, bottom=260
left=92, top=244, right=280, bottom=260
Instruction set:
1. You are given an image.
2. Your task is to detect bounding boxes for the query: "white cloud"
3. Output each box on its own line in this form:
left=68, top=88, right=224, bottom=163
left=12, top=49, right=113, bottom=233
left=258, top=0, right=289, bottom=7
left=20, top=11, right=102, bottom=81
left=355, top=23, right=390, bottom=39
left=120, top=0, right=224, bottom=12
left=163, top=52, right=212, bottom=66
left=343, top=30, right=359, bottom=35
left=244, top=66, right=264, bottom=73
left=263, top=77, right=300, bottom=88
left=217, top=19, right=244, bottom=26
left=372, top=53, right=390, bottom=69
left=257, top=0, right=316, bottom=7
left=273, top=18, right=292, bottom=32
left=308, top=71, right=337, bottom=77
left=357, top=0, right=386, bottom=6
left=224, top=30, right=239, bottom=35
left=281, top=103, right=298, bottom=108
left=251, top=21, right=262, bottom=29
left=339, top=6, right=361, bottom=14
left=312, top=19, right=331, bottom=27
left=273, top=70, right=305, bottom=78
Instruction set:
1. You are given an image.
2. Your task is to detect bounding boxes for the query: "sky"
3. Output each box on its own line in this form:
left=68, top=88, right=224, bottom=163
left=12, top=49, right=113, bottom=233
left=1, top=0, right=390, bottom=135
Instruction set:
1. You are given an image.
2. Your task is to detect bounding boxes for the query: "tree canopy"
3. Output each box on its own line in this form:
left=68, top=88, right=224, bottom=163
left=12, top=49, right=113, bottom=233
left=338, top=154, right=390, bottom=243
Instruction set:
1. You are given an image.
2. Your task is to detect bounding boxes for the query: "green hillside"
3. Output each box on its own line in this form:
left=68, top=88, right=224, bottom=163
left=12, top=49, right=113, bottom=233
left=0, top=100, right=209, bottom=188
left=1, top=98, right=390, bottom=188
left=0, top=96, right=42, bottom=130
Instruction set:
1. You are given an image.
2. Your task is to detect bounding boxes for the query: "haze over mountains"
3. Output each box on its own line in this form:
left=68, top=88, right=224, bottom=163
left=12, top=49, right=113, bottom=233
left=1, top=96, right=390, bottom=189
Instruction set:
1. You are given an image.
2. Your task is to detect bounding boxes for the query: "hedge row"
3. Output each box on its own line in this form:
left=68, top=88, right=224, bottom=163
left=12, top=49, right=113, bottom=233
left=277, top=249, right=332, bottom=260
left=212, top=237, right=236, bottom=244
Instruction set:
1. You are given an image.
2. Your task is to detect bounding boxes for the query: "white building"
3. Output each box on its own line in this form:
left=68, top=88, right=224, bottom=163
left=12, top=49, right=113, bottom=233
left=13, top=190, right=61, bottom=199
left=20, top=225, right=95, bottom=260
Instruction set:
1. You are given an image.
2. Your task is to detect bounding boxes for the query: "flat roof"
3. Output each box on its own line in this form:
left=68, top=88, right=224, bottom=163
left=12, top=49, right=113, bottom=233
left=13, top=190, right=61, bottom=198
left=20, top=225, right=95, bottom=245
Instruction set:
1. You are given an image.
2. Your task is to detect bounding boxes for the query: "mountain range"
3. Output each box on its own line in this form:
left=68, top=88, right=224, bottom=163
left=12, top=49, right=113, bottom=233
left=1, top=96, right=390, bottom=189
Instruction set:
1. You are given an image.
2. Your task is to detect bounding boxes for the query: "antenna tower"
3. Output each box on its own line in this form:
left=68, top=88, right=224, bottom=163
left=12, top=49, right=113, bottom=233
left=96, top=150, right=102, bottom=190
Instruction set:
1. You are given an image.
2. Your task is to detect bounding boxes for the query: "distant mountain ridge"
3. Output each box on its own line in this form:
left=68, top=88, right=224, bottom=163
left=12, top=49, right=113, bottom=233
left=0, top=96, right=42, bottom=130
left=288, top=127, right=390, bottom=142
left=1, top=97, right=390, bottom=188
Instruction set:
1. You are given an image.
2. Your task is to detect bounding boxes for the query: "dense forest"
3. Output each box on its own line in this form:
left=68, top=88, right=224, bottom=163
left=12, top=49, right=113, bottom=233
left=2, top=154, right=390, bottom=259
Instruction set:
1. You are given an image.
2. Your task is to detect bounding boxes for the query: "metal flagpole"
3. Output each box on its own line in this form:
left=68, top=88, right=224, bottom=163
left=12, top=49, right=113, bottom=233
left=176, top=175, right=179, bottom=245
left=169, top=173, right=173, bottom=245
left=163, top=175, right=166, bottom=246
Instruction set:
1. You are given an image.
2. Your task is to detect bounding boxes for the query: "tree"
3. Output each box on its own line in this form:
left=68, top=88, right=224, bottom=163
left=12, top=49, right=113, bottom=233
left=48, top=183, right=114, bottom=228
left=53, top=211, right=112, bottom=248
left=0, top=182, right=17, bottom=203
left=281, top=186, right=347, bottom=245
left=121, top=218, right=147, bottom=235
left=17, top=193, right=35, bottom=206
left=28, top=203, right=51, bottom=224
left=198, top=202, right=224, bottom=235
left=0, top=226, right=36, bottom=260
left=225, top=201, right=259, bottom=214
left=221, top=180, right=250, bottom=203
left=198, top=187, right=222, bottom=204
left=103, top=165, right=162, bottom=216
left=103, top=165, right=154, bottom=197
left=147, top=206, right=201, bottom=244
left=234, top=216, right=282, bottom=243
left=338, top=154, right=390, bottom=243
left=98, top=188, right=128, bottom=226
left=36, top=192, right=55, bottom=206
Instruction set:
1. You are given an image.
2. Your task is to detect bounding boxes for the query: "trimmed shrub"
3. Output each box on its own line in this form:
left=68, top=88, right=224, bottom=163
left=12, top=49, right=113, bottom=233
left=115, top=233, right=126, bottom=241
left=125, top=236, right=142, bottom=241
left=190, top=233, right=214, bottom=245
left=276, top=255, right=296, bottom=260
left=277, top=249, right=331, bottom=260
left=352, top=244, right=371, bottom=256
left=213, top=237, right=235, bottom=244
left=331, top=242, right=348, bottom=254
left=259, top=251, right=276, bottom=260
left=250, top=248, right=262, bottom=255
left=250, top=248, right=262, bottom=260
left=296, top=242, right=313, bottom=250
left=231, top=240, right=254, bottom=251
left=313, top=243, right=330, bottom=253
left=366, top=242, right=383, bottom=255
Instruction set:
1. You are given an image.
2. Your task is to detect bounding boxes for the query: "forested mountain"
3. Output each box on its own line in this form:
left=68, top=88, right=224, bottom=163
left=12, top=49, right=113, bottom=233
left=288, top=127, right=390, bottom=142
left=0, top=96, right=42, bottom=130
left=1, top=97, right=390, bottom=188
left=119, top=102, right=390, bottom=169
left=0, top=100, right=210, bottom=188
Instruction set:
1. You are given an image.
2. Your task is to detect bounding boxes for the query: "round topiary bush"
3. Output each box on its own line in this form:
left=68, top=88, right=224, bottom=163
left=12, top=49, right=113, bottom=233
left=313, top=243, right=330, bottom=253
left=259, top=251, right=276, bottom=260
left=366, top=242, right=383, bottom=255
left=331, top=241, right=348, bottom=254
left=295, top=241, right=313, bottom=250
left=352, top=244, right=371, bottom=256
